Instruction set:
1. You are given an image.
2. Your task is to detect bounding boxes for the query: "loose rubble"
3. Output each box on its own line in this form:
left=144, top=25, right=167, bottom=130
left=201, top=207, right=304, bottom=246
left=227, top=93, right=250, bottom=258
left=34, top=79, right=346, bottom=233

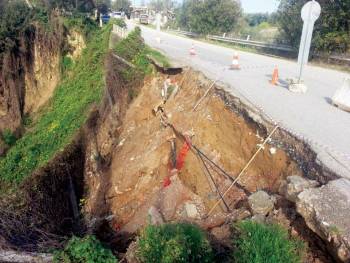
left=296, top=178, right=350, bottom=262
left=248, top=190, right=276, bottom=216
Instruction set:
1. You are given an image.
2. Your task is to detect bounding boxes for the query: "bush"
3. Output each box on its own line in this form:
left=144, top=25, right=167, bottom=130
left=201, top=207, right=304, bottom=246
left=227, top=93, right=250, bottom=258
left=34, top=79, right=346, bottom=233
left=137, top=223, right=213, bottom=263
left=61, top=56, right=73, bottom=72
left=232, top=221, right=305, bottom=263
left=2, top=130, right=16, bottom=146
left=111, top=18, right=127, bottom=28
left=63, top=15, right=98, bottom=41
left=54, top=235, right=117, bottom=263
left=0, top=0, right=32, bottom=51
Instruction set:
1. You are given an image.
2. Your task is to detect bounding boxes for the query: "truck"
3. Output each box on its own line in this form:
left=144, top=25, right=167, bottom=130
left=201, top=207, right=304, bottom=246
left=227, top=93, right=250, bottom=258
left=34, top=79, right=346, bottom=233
left=139, top=14, right=149, bottom=25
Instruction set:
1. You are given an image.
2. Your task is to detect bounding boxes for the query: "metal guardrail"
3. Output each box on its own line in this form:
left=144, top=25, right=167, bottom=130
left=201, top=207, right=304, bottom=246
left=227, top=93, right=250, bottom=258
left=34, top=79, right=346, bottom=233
left=207, top=35, right=295, bottom=53
left=113, top=24, right=127, bottom=38
left=167, top=29, right=350, bottom=64
left=167, top=29, right=294, bottom=53
left=167, top=29, right=199, bottom=38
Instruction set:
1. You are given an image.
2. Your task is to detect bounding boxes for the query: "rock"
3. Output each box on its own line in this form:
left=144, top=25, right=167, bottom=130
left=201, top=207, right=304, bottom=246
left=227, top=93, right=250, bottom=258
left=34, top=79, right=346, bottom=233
left=269, top=147, right=277, bottom=155
left=125, top=241, right=140, bottom=263
left=281, top=175, right=319, bottom=202
left=184, top=202, right=200, bottom=219
left=211, top=224, right=231, bottom=245
left=251, top=214, right=266, bottom=224
left=248, top=191, right=276, bottom=216
left=160, top=175, right=205, bottom=221
left=198, top=208, right=251, bottom=230
left=296, top=179, right=350, bottom=262
left=228, top=207, right=251, bottom=222
left=0, top=250, right=53, bottom=263
left=198, top=212, right=227, bottom=230
left=148, top=206, right=164, bottom=225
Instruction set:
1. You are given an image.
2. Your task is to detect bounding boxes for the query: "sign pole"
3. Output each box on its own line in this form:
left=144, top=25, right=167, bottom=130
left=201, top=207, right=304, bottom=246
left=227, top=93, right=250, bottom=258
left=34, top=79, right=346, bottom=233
left=297, top=0, right=321, bottom=83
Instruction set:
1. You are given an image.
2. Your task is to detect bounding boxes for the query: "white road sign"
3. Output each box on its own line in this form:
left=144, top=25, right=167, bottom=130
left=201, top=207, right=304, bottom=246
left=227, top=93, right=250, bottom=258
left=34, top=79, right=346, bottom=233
left=297, top=0, right=321, bottom=82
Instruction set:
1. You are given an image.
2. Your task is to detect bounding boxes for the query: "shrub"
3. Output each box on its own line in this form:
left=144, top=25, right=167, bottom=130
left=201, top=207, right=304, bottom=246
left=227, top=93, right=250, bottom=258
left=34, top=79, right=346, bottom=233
left=63, top=15, right=98, bottom=41
left=0, top=0, right=32, bottom=51
left=137, top=223, right=213, bottom=263
left=232, top=221, right=305, bottom=263
left=2, top=129, right=16, bottom=146
left=54, top=235, right=117, bottom=263
left=61, top=56, right=73, bottom=72
left=111, top=18, right=127, bottom=28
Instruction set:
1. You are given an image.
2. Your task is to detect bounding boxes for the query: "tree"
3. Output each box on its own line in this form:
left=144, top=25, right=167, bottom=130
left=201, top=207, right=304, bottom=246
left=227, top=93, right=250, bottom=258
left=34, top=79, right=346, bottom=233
left=94, top=0, right=111, bottom=13
left=245, top=13, right=269, bottom=27
left=0, top=0, right=32, bottom=52
left=112, top=0, right=131, bottom=12
left=277, top=0, right=350, bottom=53
left=177, top=0, right=242, bottom=34
left=148, top=0, right=174, bottom=12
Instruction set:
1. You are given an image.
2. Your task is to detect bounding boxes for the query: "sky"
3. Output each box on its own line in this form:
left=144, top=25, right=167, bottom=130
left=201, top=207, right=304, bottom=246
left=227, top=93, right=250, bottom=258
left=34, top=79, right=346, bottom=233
left=241, top=0, right=279, bottom=13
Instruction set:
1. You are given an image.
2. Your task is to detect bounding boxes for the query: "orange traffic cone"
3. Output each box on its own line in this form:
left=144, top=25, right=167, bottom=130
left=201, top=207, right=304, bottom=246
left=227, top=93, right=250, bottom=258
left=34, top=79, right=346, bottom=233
left=189, top=44, right=196, bottom=56
left=230, top=51, right=240, bottom=70
left=270, top=66, right=279, bottom=85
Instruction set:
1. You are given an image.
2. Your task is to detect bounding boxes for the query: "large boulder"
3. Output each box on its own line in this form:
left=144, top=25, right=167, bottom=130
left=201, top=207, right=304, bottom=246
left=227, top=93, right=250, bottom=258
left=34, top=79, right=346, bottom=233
left=296, top=179, right=350, bottom=262
left=280, top=175, right=319, bottom=202
left=248, top=191, right=276, bottom=216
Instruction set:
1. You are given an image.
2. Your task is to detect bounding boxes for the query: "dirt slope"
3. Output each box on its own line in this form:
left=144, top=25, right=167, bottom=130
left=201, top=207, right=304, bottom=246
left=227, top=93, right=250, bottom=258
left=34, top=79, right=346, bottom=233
left=84, top=69, right=301, bottom=234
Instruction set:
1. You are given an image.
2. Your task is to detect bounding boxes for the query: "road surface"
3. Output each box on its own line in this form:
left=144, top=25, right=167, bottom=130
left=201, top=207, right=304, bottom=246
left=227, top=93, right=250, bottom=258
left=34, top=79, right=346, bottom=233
left=126, top=22, right=350, bottom=178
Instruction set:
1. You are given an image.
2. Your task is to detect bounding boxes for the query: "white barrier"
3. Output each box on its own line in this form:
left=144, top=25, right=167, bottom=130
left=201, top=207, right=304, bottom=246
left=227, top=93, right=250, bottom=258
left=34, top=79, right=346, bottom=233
left=332, top=78, right=350, bottom=112
left=113, top=24, right=127, bottom=39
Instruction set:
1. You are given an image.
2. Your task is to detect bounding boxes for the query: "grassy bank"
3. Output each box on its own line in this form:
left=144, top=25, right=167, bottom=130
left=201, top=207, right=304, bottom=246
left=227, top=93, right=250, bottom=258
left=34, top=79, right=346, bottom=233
left=114, top=27, right=170, bottom=77
left=0, top=22, right=112, bottom=188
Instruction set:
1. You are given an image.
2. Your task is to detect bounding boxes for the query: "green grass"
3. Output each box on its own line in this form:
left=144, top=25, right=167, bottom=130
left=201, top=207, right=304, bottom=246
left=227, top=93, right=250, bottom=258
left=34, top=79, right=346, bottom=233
left=62, top=14, right=98, bottom=41
left=1, top=129, right=17, bottom=147
left=147, top=48, right=171, bottom=68
left=0, top=22, right=112, bottom=188
left=54, top=235, right=117, bottom=263
left=110, top=18, right=126, bottom=28
left=232, top=221, right=305, bottom=263
left=114, top=27, right=171, bottom=79
left=137, top=223, right=213, bottom=263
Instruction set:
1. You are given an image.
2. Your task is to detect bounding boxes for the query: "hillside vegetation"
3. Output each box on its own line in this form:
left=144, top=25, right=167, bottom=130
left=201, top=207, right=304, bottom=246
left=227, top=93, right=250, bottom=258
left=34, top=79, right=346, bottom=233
left=0, top=21, right=111, bottom=189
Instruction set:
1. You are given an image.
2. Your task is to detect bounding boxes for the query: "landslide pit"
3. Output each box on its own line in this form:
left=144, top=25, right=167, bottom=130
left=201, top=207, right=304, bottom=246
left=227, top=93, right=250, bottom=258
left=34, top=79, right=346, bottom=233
left=85, top=69, right=302, bottom=234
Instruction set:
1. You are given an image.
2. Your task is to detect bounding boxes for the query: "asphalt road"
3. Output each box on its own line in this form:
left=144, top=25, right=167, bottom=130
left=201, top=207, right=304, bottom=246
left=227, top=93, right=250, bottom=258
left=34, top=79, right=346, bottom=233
left=126, top=22, right=350, bottom=178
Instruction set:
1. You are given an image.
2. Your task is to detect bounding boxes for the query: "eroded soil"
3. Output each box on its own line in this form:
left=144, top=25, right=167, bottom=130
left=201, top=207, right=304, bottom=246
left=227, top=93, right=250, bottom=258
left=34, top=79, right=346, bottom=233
left=84, top=70, right=302, bottom=234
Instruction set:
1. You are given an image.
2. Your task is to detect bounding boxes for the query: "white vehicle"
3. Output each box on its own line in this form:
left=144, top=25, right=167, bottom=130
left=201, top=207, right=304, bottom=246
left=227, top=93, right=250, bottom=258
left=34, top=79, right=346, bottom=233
left=110, top=12, right=124, bottom=19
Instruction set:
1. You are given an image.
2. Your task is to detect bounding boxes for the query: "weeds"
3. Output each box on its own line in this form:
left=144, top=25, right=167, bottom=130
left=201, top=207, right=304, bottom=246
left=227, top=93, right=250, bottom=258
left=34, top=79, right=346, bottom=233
left=2, top=130, right=16, bottom=146
left=146, top=48, right=171, bottom=68
left=232, top=221, right=305, bottom=263
left=110, top=18, right=126, bottom=28
left=60, top=55, right=73, bottom=73
left=53, top=235, right=117, bottom=263
left=114, top=26, right=170, bottom=81
left=0, top=21, right=111, bottom=188
left=63, top=15, right=98, bottom=41
left=137, top=223, right=213, bottom=263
